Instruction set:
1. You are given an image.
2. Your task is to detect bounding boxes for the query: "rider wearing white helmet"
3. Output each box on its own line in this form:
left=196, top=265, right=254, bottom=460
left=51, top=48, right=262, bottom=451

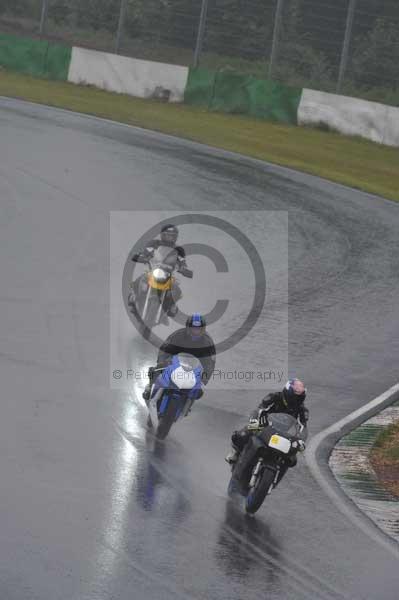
left=225, top=378, right=309, bottom=473
left=130, top=224, right=190, bottom=317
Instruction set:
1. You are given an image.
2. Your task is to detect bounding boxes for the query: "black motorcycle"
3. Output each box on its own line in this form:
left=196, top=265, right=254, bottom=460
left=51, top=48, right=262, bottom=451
left=228, top=413, right=307, bottom=515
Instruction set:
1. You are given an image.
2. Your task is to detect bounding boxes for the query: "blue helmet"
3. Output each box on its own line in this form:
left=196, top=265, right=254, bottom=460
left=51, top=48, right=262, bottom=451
left=186, top=313, right=206, bottom=339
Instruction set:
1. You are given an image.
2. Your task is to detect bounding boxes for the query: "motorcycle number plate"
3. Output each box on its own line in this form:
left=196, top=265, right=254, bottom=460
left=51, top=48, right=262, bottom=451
left=268, top=434, right=291, bottom=454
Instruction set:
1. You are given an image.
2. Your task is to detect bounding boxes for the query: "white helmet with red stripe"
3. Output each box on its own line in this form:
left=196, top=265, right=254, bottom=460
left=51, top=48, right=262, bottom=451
left=283, top=378, right=306, bottom=402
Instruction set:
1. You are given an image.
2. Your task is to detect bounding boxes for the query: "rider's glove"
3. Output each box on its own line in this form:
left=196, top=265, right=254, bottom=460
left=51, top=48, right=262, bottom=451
left=248, top=417, right=259, bottom=430
left=297, top=440, right=306, bottom=452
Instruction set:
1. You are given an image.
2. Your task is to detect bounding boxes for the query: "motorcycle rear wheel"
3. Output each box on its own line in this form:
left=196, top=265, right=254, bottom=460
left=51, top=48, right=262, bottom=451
left=245, top=467, right=275, bottom=514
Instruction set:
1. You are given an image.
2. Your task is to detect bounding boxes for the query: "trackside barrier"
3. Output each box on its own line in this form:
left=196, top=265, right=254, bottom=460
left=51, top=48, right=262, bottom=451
left=298, top=89, right=399, bottom=147
left=0, top=32, right=71, bottom=80
left=1, top=33, right=398, bottom=147
left=67, top=47, right=189, bottom=103
left=184, top=67, right=302, bottom=125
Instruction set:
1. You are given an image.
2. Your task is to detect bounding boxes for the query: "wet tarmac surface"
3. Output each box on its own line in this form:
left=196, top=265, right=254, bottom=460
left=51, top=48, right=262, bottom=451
left=1, top=97, right=399, bottom=599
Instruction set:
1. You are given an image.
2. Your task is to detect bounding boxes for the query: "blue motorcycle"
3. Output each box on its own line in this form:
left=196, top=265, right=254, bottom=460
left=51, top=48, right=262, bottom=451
left=148, top=353, right=204, bottom=440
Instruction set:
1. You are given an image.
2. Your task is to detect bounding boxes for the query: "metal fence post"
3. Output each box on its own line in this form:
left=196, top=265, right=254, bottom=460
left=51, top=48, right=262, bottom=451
left=193, top=0, right=209, bottom=68
left=337, top=0, right=357, bottom=93
left=115, top=0, right=128, bottom=55
left=39, top=0, right=49, bottom=36
left=268, top=0, right=284, bottom=80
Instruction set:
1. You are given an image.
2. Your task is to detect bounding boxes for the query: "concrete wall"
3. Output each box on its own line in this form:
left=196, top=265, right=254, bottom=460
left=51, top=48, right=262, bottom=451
left=298, top=89, right=399, bottom=147
left=68, top=47, right=189, bottom=103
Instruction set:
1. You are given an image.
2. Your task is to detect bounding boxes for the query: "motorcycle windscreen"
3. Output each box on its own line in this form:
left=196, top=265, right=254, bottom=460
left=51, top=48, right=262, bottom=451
left=267, top=413, right=304, bottom=438
left=176, top=353, right=202, bottom=372
left=256, top=423, right=292, bottom=454
left=152, top=246, right=178, bottom=267
left=171, top=366, right=196, bottom=389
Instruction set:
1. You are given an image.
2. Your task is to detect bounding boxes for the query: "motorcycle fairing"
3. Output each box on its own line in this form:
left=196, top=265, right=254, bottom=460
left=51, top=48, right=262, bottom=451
left=147, top=272, right=174, bottom=291
left=151, top=246, right=179, bottom=267
left=159, top=394, right=170, bottom=415
left=152, top=354, right=203, bottom=421
left=233, top=433, right=271, bottom=486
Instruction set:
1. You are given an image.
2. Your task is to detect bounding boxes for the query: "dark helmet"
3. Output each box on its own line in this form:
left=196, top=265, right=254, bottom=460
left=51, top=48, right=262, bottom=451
left=186, top=313, right=206, bottom=339
left=160, top=224, right=178, bottom=244
left=282, top=379, right=306, bottom=405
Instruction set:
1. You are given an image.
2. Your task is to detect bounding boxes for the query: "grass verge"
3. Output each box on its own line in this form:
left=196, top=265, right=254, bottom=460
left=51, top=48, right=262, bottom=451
left=370, top=422, right=399, bottom=499
left=1, top=69, right=398, bottom=201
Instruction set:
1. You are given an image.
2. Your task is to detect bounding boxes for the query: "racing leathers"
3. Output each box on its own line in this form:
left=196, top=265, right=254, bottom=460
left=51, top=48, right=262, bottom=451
left=157, top=328, right=216, bottom=385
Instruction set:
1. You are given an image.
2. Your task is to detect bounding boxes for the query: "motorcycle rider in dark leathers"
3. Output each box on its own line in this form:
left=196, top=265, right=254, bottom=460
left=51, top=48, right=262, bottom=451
left=142, top=313, right=216, bottom=401
left=225, top=379, right=309, bottom=487
left=129, top=224, right=191, bottom=317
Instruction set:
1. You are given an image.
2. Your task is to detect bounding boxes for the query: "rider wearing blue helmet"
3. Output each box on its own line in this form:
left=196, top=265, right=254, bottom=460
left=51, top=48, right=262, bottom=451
left=142, top=313, right=216, bottom=401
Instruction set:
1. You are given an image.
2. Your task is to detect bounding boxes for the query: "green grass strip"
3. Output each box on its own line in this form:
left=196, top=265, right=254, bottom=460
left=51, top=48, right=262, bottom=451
left=1, top=69, right=398, bottom=201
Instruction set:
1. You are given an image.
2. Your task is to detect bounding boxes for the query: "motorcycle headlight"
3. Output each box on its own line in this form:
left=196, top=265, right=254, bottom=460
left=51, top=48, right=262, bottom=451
left=152, top=268, right=169, bottom=282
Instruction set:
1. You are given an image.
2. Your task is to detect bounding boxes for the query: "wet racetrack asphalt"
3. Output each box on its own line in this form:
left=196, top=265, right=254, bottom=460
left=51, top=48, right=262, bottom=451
left=1, top=97, right=399, bottom=600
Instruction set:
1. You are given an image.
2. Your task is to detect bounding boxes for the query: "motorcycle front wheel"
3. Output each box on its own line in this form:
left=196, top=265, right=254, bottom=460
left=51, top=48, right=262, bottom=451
left=156, top=397, right=178, bottom=440
left=245, top=467, right=275, bottom=514
left=142, top=295, right=160, bottom=328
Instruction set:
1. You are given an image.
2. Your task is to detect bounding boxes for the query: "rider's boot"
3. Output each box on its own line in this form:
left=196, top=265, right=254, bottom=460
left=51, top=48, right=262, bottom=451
left=226, top=429, right=248, bottom=464
left=225, top=447, right=240, bottom=464
left=159, top=311, right=169, bottom=325
left=142, top=384, right=151, bottom=403
left=127, top=291, right=135, bottom=307
left=167, top=302, right=178, bottom=317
